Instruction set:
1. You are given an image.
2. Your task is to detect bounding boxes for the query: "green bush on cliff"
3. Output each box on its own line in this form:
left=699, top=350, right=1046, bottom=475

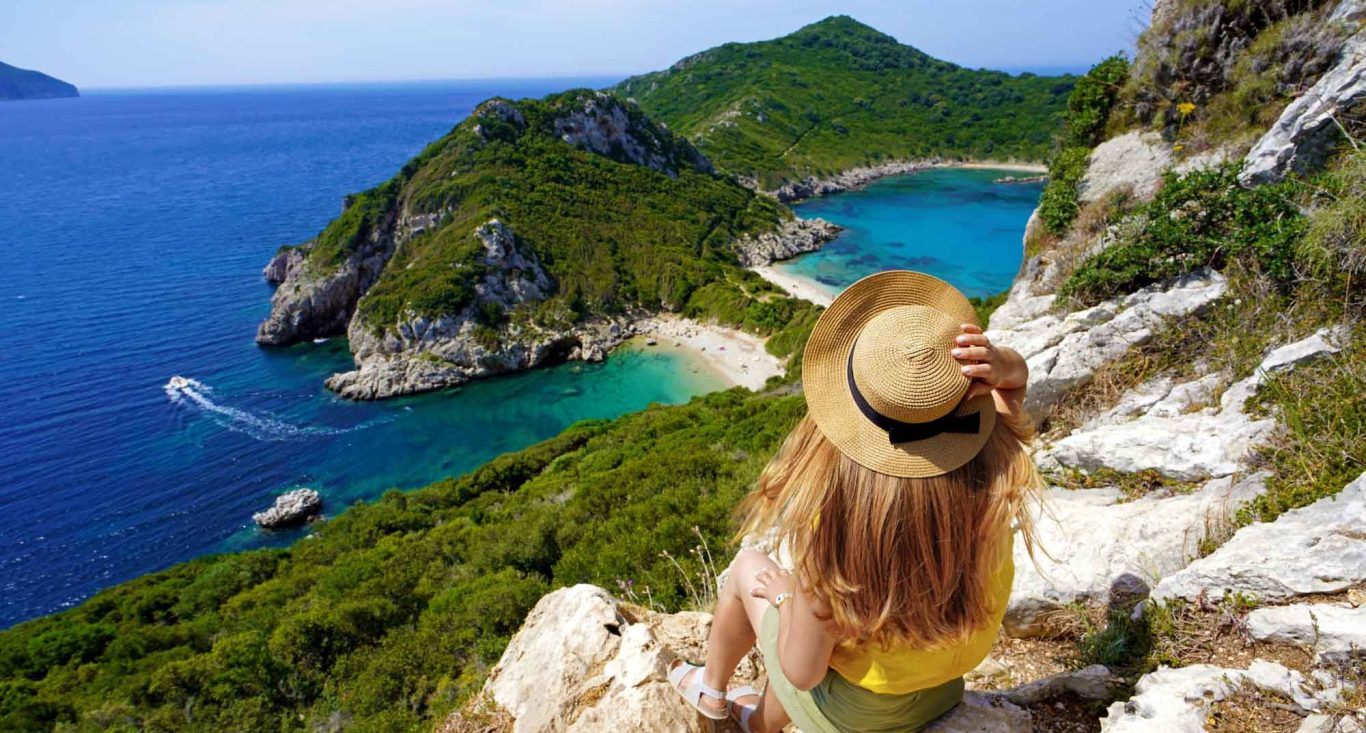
left=1037, top=146, right=1092, bottom=236
left=614, top=16, right=1071, bottom=188
left=1059, top=164, right=1306, bottom=305
left=0, top=389, right=805, bottom=732
left=1063, top=55, right=1130, bottom=148
left=1036, top=55, right=1133, bottom=237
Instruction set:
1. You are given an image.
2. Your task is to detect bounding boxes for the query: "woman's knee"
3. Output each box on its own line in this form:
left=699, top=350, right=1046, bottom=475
left=729, top=548, right=775, bottom=578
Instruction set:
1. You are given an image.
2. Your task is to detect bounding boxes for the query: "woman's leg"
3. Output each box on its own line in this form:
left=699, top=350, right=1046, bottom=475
left=701, top=549, right=792, bottom=733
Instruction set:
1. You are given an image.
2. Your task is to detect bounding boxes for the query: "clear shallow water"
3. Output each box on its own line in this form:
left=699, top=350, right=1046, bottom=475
left=784, top=168, right=1044, bottom=299
left=0, top=80, right=731, bottom=628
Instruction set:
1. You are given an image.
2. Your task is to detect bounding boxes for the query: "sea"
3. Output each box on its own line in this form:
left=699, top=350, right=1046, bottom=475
left=785, top=168, right=1044, bottom=299
left=0, top=81, right=1040, bottom=629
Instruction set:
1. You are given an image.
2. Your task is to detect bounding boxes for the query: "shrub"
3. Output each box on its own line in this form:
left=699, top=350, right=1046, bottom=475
left=1064, top=55, right=1130, bottom=148
left=1059, top=164, right=1306, bottom=305
left=1037, top=146, right=1091, bottom=236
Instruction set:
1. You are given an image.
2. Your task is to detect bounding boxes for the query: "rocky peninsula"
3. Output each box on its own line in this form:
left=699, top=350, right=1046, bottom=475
left=258, top=91, right=838, bottom=400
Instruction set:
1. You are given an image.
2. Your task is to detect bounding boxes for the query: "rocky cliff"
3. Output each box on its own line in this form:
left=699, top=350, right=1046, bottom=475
left=258, top=90, right=835, bottom=399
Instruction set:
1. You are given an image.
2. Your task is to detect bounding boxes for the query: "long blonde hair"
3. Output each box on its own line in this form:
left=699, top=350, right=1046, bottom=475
left=737, top=408, right=1041, bottom=650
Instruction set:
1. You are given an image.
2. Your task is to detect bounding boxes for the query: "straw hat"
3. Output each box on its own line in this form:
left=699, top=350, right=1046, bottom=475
left=803, top=270, right=996, bottom=478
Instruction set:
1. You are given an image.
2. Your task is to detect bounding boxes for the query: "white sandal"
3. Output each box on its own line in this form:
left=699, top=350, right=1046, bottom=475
left=667, top=660, right=727, bottom=720
left=727, top=685, right=761, bottom=733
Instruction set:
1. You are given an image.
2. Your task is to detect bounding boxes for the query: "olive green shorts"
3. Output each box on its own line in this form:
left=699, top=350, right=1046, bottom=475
left=758, top=606, right=964, bottom=733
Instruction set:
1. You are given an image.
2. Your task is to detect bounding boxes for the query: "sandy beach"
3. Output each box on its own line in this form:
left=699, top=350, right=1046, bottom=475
left=635, top=315, right=785, bottom=391
left=750, top=265, right=837, bottom=307
left=954, top=161, right=1049, bottom=173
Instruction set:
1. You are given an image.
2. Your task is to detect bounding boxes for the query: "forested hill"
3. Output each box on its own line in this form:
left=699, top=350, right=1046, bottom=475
left=0, top=61, right=78, bottom=101
left=613, top=15, right=1072, bottom=188
left=256, top=89, right=826, bottom=400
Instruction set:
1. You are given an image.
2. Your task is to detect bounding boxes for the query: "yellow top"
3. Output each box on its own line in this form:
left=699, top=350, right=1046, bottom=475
left=827, top=539, right=1015, bottom=695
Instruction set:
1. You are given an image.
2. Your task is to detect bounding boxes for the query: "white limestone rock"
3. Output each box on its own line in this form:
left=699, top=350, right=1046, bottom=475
left=1041, top=327, right=1346, bottom=480
left=1005, top=473, right=1267, bottom=637
left=1078, top=132, right=1172, bottom=204
left=923, top=692, right=1032, bottom=733
left=1246, top=603, right=1366, bottom=664
left=1154, top=471, right=1366, bottom=603
left=469, top=584, right=729, bottom=733
left=1241, top=20, right=1366, bottom=185
left=1299, top=713, right=1366, bottom=733
left=1101, top=660, right=1331, bottom=732
left=988, top=269, right=1228, bottom=422
left=251, top=488, right=322, bottom=529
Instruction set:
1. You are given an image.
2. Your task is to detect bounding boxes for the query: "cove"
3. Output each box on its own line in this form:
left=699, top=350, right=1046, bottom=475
left=782, top=167, right=1045, bottom=300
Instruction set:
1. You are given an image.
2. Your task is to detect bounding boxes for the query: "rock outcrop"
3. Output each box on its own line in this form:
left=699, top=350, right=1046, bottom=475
left=770, top=160, right=938, bottom=202
left=1100, top=660, right=1352, bottom=733
left=1039, top=327, right=1347, bottom=481
left=731, top=217, right=842, bottom=267
left=255, top=235, right=391, bottom=347
left=1078, top=131, right=1173, bottom=203
left=1154, top=470, right=1366, bottom=603
left=324, top=219, right=589, bottom=400
left=1006, top=473, right=1266, bottom=637
left=986, top=269, right=1228, bottom=422
left=553, top=92, right=713, bottom=177
left=1241, top=2, right=1366, bottom=185
left=251, top=488, right=322, bottom=529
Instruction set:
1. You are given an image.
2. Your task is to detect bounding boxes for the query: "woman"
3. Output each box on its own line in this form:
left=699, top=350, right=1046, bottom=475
left=670, top=271, right=1039, bottom=733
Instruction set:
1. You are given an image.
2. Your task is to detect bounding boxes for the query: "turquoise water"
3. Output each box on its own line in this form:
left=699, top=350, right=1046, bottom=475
left=784, top=168, right=1044, bottom=299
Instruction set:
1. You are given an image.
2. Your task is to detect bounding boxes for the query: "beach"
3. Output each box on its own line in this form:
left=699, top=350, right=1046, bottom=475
left=750, top=265, right=837, bottom=306
left=955, top=161, right=1049, bottom=173
left=635, top=315, right=785, bottom=391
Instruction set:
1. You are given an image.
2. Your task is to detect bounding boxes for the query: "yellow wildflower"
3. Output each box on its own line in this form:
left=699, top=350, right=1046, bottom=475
left=1177, top=102, right=1196, bottom=116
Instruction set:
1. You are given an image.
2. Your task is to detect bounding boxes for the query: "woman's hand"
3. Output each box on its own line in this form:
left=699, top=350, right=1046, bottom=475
left=952, top=324, right=1028, bottom=398
left=750, top=566, right=795, bottom=606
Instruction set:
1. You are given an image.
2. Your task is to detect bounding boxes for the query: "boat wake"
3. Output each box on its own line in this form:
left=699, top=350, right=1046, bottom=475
left=164, top=376, right=384, bottom=441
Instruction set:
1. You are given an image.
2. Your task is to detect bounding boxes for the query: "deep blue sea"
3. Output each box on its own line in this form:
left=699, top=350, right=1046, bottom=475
left=786, top=168, right=1043, bottom=299
left=0, top=84, right=1037, bottom=629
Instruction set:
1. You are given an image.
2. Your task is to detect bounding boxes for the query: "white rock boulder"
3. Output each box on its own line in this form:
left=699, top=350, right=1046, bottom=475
left=1100, top=660, right=1335, bottom=732
left=1246, top=603, right=1366, bottom=664
left=251, top=488, right=322, bottom=529
left=1006, top=473, right=1266, bottom=636
left=988, top=269, right=1227, bottom=422
left=1078, top=132, right=1172, bottom=203
left=1154, top=471, right=1366, bottom=602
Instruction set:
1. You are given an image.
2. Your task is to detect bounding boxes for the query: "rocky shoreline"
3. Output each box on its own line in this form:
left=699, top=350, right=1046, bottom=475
left=730, top=216, right=841, bottom=266
left=766, top=159, right=1048, bottom=203
left=768, top=159, right=939, bottom=202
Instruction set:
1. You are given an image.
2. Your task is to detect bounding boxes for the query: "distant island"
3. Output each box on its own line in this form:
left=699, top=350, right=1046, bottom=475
left=0, top=61, right=78, bottom=101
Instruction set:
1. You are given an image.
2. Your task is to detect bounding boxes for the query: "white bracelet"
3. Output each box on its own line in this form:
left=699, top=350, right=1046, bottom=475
left=772, top=592, right=792, bottom=608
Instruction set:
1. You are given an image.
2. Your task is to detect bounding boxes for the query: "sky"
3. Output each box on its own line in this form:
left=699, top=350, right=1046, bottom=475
left=3, top=0, right=1148, bottom=89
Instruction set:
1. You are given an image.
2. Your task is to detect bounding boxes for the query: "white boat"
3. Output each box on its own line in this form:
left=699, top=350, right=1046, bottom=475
left=167, top=375, right=191, bottom=390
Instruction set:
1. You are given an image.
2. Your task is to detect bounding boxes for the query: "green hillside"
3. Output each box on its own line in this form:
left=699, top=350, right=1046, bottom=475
left=0, top=61, right=78, bottom=101
left=614, top=16, right=1072, bottom=188
left=324, top=90, right=798, bottom=333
